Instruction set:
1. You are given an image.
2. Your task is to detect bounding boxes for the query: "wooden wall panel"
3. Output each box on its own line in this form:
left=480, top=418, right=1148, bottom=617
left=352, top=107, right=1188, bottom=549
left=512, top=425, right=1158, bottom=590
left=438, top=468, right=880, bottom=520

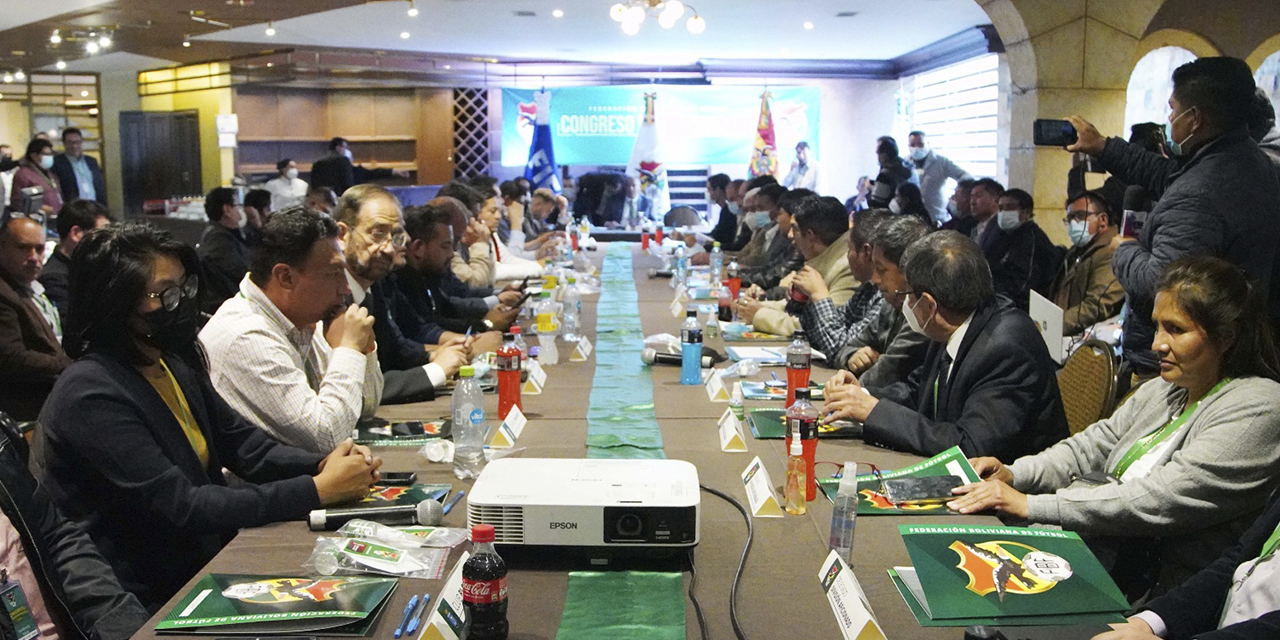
left=327, top=91, right=376, bottom=138
left=416, top=88, right=454, bottom=184
left=374, top=90, right=417, bottom=138
left=276, top=89, right=325, bottom=139
left=234, top=91, right=278, bottom=139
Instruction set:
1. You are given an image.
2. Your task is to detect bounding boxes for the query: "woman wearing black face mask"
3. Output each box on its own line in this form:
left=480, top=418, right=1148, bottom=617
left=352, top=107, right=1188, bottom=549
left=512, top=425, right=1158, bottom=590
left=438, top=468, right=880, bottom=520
left=37, top=223, right=383, bottom=612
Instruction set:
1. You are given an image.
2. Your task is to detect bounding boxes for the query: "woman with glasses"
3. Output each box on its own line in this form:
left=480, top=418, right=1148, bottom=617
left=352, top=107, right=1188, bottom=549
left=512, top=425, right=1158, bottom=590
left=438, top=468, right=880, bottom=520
left=9, top=138, right=62, bottom=216
left=37, top=223, right=383, bottom=612
left=948, top=256, right=1280, bottom=599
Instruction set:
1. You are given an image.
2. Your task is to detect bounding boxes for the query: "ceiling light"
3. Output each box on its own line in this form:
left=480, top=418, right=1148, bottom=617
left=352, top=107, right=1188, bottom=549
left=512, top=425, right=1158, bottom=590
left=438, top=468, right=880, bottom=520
left=609, top=4, right=627, bottom=21
left=624, top=5, right=645, bottom=24
left=400, top=31, right=410, bottom=39
left=85, top=41, right=100, bottom=54
left=552, top=9, right=564, bottom=18
left=50, top=30, right=61, bottom=45
left=264, top=21, right=276, bottom=36
left=99, top=35, right=112, bottom=48
left=611, top=1, right=704, bottom=35
left=183, top=35, right=191, bottom=47
left=622, top=20, right=641, bottom=35
left=443, top=64, right=452, bottom=69
left=2, top=73, right=11, bottom=83
left=80, top=90, right=89, bottom=97
left=0, top=94, right=4, bottom=100
left=803, top=21, right=814, bottom=30
left=687, top=14, right=706, bottom=34
left=55, top=60, right=66, bottom=70
left=14, top=71, right=24, bottom=81
left=407, top=0, right=418, bottom=16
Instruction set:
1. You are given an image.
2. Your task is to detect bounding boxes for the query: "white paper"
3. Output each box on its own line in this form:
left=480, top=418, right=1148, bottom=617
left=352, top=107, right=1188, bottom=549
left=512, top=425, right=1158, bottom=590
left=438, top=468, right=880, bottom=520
left=522, top=359, right=547, bottom=395
left=819, top=551, right=887, bottom=640
left=569, top=336, right=594, bottom=361
left=1029, top=290, right=1066, bottom=365
left=705, top=369, right=729, bottom=402
left=718, top=409, right=747, bottom=452
left=488, top=405, right=527, bottom=448
left=741, top=456, right=783, bottom=517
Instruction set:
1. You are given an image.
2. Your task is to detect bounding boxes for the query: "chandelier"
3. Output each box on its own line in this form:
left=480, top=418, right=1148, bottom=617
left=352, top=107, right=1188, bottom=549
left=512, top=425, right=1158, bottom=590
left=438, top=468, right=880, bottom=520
left=609, top=1, right=705, bottom=35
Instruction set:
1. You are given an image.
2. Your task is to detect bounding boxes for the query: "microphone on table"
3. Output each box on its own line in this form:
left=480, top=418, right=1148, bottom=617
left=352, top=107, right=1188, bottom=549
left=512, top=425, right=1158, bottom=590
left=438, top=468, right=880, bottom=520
left=642, top=347, right=713, bottom=369
left=308, top=499, right=442, bottom=532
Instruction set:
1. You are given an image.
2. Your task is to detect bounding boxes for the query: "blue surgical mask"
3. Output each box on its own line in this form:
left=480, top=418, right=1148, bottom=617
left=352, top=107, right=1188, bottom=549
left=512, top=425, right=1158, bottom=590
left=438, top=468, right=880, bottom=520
left=908, top=146, right=928, bottom=161
left=751, top=211, right=771, bottom=229
left=727, top=202, right=741, bottom=216
left=39, top=155, right=53, bottom=170
left=1167, top=107, right=1195, bottom=157
left=1067, top=219, right=1094, bottom=247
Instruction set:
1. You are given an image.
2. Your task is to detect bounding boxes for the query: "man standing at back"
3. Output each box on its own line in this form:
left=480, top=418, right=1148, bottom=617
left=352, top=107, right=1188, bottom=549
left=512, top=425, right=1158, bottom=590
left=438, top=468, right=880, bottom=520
left=1067, top=56, right=1280, bottom=376
left=310, top=137, right=408, bottom=197
left=51, top=127, right=106, bottom=206
left=907, top=131, right=972, bottom=226
left=0, top=213, right=71, bottom=421
left=200, top=208, right=384, bottom=453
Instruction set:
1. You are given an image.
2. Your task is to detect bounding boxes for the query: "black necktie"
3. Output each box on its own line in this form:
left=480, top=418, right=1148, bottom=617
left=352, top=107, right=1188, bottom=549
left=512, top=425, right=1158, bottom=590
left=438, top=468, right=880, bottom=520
left=932, top=350, right=953, bottom=420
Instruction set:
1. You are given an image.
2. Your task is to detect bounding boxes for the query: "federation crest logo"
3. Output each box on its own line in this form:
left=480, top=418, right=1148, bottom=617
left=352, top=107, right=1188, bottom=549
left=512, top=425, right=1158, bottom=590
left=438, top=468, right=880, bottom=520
left=221, top=578, right=359, bottom=604
left=949, top=540, right=1072, bottom=601
left=859, top=488, right=941, bottom=511
left=362, top=486, right=409, bottom=502
left=517, top=101, right=538, bottom=145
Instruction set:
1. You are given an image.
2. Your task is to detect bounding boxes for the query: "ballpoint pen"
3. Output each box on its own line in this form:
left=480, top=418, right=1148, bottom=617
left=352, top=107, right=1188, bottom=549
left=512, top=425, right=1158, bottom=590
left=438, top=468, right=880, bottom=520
left=393, top=595, right=420, bottom=639
left=405, top=594, right=433, bottom=636
left=442, top=490, right=466, bottom=515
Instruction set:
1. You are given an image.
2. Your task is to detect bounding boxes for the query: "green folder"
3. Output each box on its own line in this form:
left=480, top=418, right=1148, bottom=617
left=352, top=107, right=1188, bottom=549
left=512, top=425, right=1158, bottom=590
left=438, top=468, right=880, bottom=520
left=722, top=329, right=787, bottom=342
left=746, top=408, right=856, bottom=440
left=892, top=524, right=1128, bottom=625
left=739, top=380, right=825, bottom=401
left=817, top=446, right=979, bottom=515
left=155, top=574, right=397, bottom=635
left=888, top=569, right=1123, bottom=628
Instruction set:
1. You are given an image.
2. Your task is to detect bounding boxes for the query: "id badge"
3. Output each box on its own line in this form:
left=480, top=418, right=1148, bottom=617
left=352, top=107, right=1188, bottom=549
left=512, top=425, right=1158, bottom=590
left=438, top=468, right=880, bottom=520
left=0, top=581, right=39, bottom=640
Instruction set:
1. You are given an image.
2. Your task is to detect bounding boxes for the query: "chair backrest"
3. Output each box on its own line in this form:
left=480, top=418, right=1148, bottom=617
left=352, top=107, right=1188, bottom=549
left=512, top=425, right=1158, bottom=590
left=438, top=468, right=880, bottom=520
left=1057, top=339, right=1117, bottom=435
left=664, top=206, right=701, bottom=228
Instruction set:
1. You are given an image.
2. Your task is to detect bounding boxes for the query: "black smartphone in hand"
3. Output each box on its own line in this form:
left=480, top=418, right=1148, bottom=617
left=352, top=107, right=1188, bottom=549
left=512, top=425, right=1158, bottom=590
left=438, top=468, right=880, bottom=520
left=1033, top=119, right=1078, bottom=147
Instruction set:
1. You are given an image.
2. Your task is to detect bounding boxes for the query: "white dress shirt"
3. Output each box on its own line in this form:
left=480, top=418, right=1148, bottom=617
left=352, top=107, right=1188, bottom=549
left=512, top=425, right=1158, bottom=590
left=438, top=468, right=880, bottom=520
left=264, top=175, right=309, bottom=211
left=944, top=313, right=974, bottom=380
left=1134, top=550, right=1280, bottom=636
left=199, top=275, right=383, bottom=453
left=345, top=270, right=446, bottom=388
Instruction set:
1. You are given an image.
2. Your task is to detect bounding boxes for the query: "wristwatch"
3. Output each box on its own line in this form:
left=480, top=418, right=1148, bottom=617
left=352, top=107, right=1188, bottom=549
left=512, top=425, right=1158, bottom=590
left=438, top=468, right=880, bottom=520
left=476, top=319, right=495, bottom=333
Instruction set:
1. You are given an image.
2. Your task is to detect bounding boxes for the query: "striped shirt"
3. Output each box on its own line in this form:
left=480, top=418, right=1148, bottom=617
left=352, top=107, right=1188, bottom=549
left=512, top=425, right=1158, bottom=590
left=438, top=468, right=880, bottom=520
left=199, top=275, right=383, bottom=453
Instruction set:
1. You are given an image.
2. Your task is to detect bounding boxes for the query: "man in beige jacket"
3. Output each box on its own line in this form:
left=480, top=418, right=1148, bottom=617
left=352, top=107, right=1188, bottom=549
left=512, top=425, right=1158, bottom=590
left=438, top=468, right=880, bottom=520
left=737, top=196, right=856, bottom=337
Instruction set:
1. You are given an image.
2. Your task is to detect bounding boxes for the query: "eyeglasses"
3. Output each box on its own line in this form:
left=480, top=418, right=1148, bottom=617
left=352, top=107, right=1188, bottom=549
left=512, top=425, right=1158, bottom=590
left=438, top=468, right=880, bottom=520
left=1062, top=209, right=1102, bottom=224
left=355, top=226, right=408, bottom=249
left=893, top=288, right=917, bottom=299
left=146, top=274, right=199, bottom=311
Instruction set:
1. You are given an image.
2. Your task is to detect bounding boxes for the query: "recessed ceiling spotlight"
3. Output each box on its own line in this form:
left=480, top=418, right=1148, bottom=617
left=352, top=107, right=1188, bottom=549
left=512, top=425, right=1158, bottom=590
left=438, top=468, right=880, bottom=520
left=99, top=35, right=112, bottom=48
left=85, top=41, right=100, bottom=54
left=553, top=9, right=565, bottom=18
left=55, top=60, right=66, bottom=70
left=407, top=0, right=418, bottom=16
left=14, top=70, right=25, bottom=81
left=50, top=30, right=62, bottom=45
left=183, top=35, right=191, bottom=47
left=264, top=21, right=276, bottom=36
left=400, top=31, right=410, bottom=39
left=443, top=64, right=452, bottom=69
left=2, top=73, right=11, bottom=83
left=803, top=21, right=814, bottom=30
left=80, top=90, right=89, bottom=97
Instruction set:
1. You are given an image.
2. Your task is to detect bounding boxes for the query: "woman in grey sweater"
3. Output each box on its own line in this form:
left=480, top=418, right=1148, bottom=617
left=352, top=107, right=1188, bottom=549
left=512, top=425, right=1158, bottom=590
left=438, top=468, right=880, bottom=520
left=948, top=255, right=1280, bottom=598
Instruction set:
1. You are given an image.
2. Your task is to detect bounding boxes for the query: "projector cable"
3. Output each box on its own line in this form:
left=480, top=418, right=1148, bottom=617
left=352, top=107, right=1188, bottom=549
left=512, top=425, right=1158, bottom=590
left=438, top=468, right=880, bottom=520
left=700, top=483, right=754, bottom=640
left=686, top=549, right=709, bottom=640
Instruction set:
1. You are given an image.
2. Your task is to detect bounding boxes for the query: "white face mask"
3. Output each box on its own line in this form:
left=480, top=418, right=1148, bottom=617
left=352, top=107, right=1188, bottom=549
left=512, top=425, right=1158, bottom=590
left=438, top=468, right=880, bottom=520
left=746, top=211, right=771, bottom=230
left=39, top=155, right=54, bottom=170
left=908, top=146, right=928, bottom=161
left=342, top=148, right=353, bottom=161
left=285, top=168, right=299, bottom=180
left=727, top=202, right=741, bottom=217
left=237, top=209, right=248, bottom=229
left=901, top=296, right=930, bottom=334
left=889, top=199, right=903, bottom=215
left=997, top=210, right=1022, bottom=231
left=1067, top=219, right=1094, bottom=247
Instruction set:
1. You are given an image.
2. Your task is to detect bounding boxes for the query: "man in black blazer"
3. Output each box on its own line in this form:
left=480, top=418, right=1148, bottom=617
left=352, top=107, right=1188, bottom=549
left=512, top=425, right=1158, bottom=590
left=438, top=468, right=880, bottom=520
left=1096, top=490, right=1280, bottom=640
left=824, top=230, right=1068, bottom=462
left=334, top=186, right=467, bottom=405
left=310, top=137, right=406, bottom=197
left=50, top=128, right=106, bottom=206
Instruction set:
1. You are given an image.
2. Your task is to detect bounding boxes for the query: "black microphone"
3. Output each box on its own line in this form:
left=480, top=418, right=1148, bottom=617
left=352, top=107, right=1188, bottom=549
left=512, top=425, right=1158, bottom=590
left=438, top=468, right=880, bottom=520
left=641, top=347, right=713, bottom=368
left=308, top=499, right=442, bottom=531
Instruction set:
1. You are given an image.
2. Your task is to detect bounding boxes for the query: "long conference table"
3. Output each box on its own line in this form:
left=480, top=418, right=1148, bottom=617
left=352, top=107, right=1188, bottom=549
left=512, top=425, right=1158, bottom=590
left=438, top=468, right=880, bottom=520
left=136, top=243, right=1003, bottom=640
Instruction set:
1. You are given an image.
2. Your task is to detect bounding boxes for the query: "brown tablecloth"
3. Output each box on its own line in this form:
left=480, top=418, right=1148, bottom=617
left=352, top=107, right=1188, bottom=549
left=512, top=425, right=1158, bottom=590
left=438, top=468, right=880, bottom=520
left=136, top=243, right=999, bottom=639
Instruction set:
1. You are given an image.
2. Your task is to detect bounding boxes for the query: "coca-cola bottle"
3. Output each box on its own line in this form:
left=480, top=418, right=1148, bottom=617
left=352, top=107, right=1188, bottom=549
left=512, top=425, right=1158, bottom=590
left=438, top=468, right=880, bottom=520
left=462, top=524, right=509, bottom=640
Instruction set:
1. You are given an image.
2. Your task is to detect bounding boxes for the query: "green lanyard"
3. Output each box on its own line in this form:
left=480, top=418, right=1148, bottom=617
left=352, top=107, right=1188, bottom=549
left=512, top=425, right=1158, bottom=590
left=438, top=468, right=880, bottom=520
left=1111, top=378, right=1230, bottom=479
left=1260, top=522, right=1280, bottom=563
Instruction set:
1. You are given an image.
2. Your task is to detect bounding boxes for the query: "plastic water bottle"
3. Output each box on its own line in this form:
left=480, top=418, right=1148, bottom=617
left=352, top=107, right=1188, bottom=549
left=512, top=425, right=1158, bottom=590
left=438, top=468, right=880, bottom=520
left=535, top=292, right=559, bottom=365
left=829, top=462, right=859, bottom=565
left=496, top=333, right=522, bottom=422
left=510, top=325, right=528, bottom=359
left=452, top=365, right=486, bottom=479
left=680, top=309, right=702, bottom=385
left=709, top=241, right=724, bottom=286
left=726, top=259, right=741, bottom=300
left=672, top=243, right=687, bottom=289
left=562, top=277, right=581, bottom=342
left=786, top=330, right=812, bottom=408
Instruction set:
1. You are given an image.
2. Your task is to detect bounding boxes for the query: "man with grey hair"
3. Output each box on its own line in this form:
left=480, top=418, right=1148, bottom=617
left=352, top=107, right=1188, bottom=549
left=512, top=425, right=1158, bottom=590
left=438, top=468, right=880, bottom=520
left=824, top=230, right=1068, bottom=462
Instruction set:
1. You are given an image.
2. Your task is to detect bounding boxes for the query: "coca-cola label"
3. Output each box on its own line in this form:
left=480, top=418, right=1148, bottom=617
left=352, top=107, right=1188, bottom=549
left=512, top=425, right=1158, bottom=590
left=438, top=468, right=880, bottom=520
left=497, top=353, right=520, bottom=370
left=787, top=416, right=817, bottom=440
left=462, top=576, right=508, bottom=604
left=787, top=351, right=811, bottom=369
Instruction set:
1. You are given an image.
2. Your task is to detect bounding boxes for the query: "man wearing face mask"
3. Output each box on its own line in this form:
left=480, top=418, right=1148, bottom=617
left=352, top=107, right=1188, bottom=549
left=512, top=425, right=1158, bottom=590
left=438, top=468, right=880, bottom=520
left=707, top=173, right=740, bottom=247
left=336, top=185, right=467, bottom=405
left=1052, top=189, right=1126, bottom=335
left=867, top=136, right=918, bottom=209
left=939, top=178, right=978, bottom=235
left=1065, top=56, right=1280, bottom=375
left=0, top=213, right=71, bottom=421
left=736, top=184, right=803, bottom=289
left=907, top=131, right=972, bottom=225
left=309, top=137, right=409, bottom=197
left=984, top=188, right=1061, bottom=312
left=824, top=231, right=1068, bottom=461
left=198, top=187, right=263, bottom=314
left=264, top=158, right=309, bottom=211
left=968, top=178, right=1004, bottom=251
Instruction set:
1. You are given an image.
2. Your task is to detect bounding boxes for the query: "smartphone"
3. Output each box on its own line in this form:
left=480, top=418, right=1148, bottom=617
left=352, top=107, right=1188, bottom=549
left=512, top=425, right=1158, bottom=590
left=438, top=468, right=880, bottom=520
left=379, top=472, right=417, bottom=486
left=512, top=290, right=534, bottom=308
left=1033, top=119, right=1078, bottom=147
left=883, top=475, right=964, bottom=505
left=519, top=276, right=530, bottom=291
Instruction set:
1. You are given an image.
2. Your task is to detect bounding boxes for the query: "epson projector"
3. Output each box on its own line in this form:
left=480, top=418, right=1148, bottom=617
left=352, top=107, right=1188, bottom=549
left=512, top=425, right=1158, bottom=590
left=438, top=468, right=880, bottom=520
left=466, top=458, right=700, bottom=556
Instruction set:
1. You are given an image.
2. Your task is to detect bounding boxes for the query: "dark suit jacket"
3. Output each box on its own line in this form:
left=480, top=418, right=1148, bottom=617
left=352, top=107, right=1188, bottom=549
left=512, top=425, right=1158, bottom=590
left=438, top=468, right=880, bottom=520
left=196, top=224, right=256, bottom=313
left=37, top=249, right=71, bottom=319
left=865, top=296, right=1069, bottom=462
left=389, top=269, right=468, bottom=343
left=362, top=280, right=437, bottom=405
left=981, top=221, right=1063, bottom=312
left=1141, top=490, right=1280, bottom=640
left=438, top=272, right=494, bottom=319
left=0, top=275, right=71, bottom=421
left=37, top=353, right=324, bottom=611
left=310, top=155, right=394, bottom=197
left=740, top=227, right=803, bottom=290
left=51, top=153, right=107, bottom=206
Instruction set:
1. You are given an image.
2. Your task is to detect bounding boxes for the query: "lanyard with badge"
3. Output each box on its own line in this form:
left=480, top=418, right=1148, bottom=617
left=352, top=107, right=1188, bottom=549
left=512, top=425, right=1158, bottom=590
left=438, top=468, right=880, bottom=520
left=0, top=568, right=39, bottom=640
left=1110, top=379, right=1230, bottom=480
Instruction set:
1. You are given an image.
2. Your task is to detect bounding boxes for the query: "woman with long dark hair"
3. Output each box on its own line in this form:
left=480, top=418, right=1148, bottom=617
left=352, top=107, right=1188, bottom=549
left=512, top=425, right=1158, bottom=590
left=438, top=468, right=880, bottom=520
left=38, top=223, right=382, bottom=611
left=949, top=255, right=1280, bottom=599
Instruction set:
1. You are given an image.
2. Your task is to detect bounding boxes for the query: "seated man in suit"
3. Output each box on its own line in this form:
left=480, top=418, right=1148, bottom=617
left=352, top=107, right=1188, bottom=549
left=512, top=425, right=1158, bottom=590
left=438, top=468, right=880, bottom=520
left=38, top=197, right=109, bottom=317
left=736, top=184, right=803, bottom=288
left=823, top=230, right=1069, bottom=461
left=335, top=185, right=468, bottom=405
left=830, top=215, right=931, bottom=394
left=197, top=187, right=263, bottom=313
left=0, top=212, right=71, bottom=421
left=735, top=195, right=856, bottom=337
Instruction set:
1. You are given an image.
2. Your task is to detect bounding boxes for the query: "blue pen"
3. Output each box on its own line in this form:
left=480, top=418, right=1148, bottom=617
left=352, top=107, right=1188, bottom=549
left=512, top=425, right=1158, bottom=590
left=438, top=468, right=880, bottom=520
left=770, top=372, right=780, bottom=383
left=393, top=595, right=420, bottom=639
left=405, top=594, right=432, bottom=635
left=442, top=490, right=466, bottom=515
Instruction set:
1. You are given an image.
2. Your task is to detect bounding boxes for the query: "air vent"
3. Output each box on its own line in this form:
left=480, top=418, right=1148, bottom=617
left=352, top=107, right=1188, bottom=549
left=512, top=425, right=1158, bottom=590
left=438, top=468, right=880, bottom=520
left=835, top=11, right=858, bottom=18
left=468, top=505, right=525, bottom=543
left=514, top=10, right=536, bottom=17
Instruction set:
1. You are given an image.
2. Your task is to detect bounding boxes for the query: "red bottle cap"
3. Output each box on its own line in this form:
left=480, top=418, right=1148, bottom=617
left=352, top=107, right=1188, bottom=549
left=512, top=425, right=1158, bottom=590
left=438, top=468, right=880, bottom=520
left=511, top=326, right=522, bottom=334
left=472, top=523, right=496, bottom=543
